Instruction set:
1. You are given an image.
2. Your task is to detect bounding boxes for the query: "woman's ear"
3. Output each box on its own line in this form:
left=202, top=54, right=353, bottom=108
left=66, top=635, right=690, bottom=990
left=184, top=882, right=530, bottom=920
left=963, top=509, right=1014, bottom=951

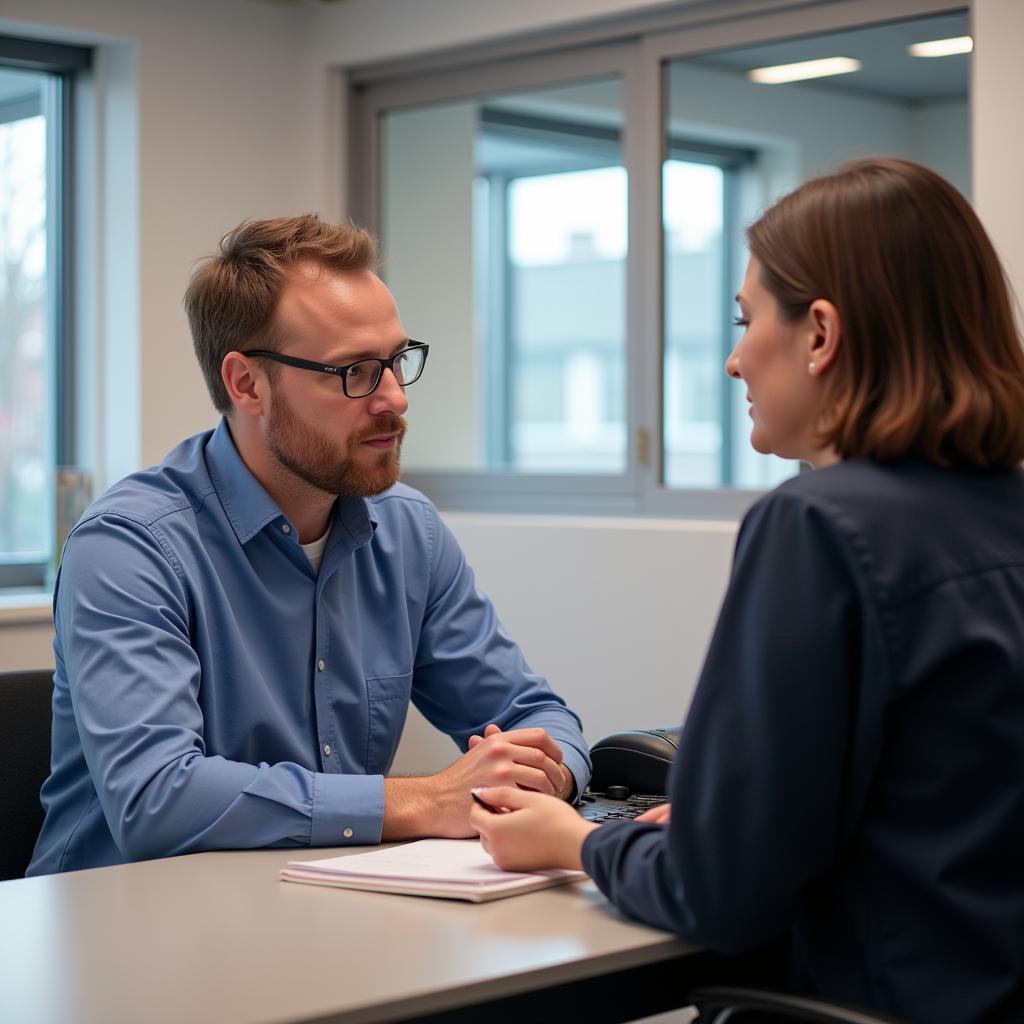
left=806, top=299, right=842, bottom=377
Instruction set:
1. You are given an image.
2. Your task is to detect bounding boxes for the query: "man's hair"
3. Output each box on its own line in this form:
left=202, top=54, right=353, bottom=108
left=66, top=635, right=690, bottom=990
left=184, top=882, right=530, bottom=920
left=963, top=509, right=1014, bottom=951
left=748, top=157, right=1024, bottom=470
left=184, top=214, right=379, bottom=413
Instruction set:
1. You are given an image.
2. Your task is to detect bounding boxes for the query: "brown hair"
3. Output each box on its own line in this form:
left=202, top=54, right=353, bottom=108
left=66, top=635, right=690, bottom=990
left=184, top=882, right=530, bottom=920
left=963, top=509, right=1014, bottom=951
left=747, top=157, right=1024, bottom=470
left=184, top=214, right=379, bottom=412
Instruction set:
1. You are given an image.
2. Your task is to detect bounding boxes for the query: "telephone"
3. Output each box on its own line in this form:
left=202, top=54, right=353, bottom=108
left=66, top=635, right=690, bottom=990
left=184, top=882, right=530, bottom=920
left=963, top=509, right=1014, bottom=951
left=589, top=727, right=680, bottom=795
left=578, top=727, right=680, bottom=822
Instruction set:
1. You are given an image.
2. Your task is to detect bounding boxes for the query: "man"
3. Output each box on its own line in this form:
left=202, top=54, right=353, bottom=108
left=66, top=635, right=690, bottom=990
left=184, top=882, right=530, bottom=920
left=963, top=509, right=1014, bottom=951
left=28, top=215, right=590, bottom=875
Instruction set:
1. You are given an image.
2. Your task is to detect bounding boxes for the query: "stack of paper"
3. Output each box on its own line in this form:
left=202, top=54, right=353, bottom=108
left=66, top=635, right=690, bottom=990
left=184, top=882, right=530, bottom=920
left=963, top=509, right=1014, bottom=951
left=280, top=839, right=586, bottom=902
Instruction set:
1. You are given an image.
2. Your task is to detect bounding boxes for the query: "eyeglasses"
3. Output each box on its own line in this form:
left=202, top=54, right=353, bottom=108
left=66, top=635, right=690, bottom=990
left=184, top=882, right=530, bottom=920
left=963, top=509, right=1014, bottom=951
left=245, top=342, right=429, bottom=399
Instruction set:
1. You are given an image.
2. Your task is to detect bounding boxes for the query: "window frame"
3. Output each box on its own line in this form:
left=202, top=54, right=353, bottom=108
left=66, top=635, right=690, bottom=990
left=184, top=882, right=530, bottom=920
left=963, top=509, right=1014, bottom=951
left=0, top=35, right=91, bottom=590
left=661, top=138, right=754, bottom=489
left=348, top=0, right=969, bottom=519
left=480, top=109, right=626, bottom=473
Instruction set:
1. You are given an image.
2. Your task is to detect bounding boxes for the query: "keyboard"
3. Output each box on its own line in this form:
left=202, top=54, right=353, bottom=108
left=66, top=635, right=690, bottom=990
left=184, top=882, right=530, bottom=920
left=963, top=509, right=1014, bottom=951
left=578, top=791, right=666, bottom=823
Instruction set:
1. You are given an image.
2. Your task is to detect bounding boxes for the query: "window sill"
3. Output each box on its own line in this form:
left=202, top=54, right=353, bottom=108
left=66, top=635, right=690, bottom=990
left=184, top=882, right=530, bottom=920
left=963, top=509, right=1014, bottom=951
left=0, top=592, right=53, bottom=627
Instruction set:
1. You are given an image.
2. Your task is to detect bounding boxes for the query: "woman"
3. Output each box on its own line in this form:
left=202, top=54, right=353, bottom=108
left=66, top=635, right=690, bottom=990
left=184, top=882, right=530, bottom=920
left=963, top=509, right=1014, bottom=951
left=470, top=158, right=1024, bottom=1024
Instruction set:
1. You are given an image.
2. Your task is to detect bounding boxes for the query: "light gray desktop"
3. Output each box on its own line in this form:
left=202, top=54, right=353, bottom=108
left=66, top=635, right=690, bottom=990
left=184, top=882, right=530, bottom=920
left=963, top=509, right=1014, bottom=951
left=0, top=844, right=709, bottom=1024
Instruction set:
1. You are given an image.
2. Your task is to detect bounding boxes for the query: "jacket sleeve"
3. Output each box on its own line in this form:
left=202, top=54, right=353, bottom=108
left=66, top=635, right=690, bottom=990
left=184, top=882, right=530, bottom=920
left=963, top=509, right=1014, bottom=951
left=409, top=502, right=591, bottom=795
left=582, top=490, right=863, bottom=951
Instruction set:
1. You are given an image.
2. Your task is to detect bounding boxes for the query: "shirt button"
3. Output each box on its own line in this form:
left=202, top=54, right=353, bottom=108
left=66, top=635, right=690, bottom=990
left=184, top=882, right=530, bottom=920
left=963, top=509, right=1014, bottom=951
left=343, top=828, right=354, bottom=839
left=323, top=744, right=332, bottom=756
left=281, top=523, right=291, bottom=534
left=318, top=659, right=325, bottom=672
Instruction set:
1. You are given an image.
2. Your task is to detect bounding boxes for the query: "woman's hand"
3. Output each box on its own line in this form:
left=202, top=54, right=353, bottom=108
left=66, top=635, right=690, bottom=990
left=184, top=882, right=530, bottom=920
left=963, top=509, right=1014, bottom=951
left=635, top=802, right=671, bottom=824
left=469, top=786, right=598, bottom=872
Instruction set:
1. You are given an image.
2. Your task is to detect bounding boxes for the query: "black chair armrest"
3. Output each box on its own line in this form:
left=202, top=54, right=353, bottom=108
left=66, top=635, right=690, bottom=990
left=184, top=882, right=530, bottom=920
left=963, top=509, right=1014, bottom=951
left=689, top=986, right=907, bottom=1024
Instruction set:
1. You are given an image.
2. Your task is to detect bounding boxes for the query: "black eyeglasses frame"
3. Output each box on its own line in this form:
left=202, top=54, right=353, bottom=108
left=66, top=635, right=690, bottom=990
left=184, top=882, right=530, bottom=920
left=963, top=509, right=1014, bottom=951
left=244, top=342, right=429, bottom=398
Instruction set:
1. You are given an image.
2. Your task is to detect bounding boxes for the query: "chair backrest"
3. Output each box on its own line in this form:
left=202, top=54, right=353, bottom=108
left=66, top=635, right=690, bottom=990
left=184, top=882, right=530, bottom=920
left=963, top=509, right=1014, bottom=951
left=0, top=669, right=54, bottom=881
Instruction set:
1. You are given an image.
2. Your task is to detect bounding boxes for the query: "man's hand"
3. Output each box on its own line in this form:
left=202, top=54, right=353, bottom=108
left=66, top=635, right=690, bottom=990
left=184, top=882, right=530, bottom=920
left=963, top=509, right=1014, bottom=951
left=469, top=786, right=597, bottom=872
left=466, top=722, right=502, bottom=751
left=468, top=724, right=575, bottom=799
left=383, top=725, right=569, bottom=840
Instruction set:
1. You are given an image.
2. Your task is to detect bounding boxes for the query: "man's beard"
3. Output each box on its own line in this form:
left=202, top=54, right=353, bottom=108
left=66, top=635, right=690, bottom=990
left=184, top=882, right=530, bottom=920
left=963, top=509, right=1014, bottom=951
left=266, top=390, right=406, bottom=498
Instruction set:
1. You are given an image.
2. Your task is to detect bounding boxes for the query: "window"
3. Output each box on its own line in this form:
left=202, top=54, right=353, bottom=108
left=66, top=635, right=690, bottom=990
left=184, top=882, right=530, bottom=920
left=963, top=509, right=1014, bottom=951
left=0, top=37, right=89, bottom=590
left=662, top=144, right=752, bottom=489
left=351, top=4, right=970, bottom=515
left=479, top=107, right=626, bottom=474
left=377, top=73, right=628, bottom=483
left=662, top=9, right=971, bottom=493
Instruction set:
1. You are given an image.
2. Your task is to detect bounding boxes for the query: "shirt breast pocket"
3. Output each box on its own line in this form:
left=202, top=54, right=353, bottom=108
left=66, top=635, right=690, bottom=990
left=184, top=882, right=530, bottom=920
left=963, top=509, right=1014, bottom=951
left=365, top=671, right=414, bottom=775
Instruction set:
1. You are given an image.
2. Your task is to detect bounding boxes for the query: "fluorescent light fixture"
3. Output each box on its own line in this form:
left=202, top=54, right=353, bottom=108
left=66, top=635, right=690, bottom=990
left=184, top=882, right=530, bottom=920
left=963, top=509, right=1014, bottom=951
left=908, top=36, right=973, bottom=58
left=747, top=57, right=862, bottom=85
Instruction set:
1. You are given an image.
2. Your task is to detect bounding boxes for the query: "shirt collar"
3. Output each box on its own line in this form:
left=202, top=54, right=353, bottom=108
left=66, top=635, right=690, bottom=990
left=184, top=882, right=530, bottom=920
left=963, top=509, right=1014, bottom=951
left=204, top=418, right=375, bottom=547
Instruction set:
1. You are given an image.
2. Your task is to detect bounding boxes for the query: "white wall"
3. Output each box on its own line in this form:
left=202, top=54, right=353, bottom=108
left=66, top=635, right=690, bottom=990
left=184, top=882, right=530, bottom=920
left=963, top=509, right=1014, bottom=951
left=0, top=599, right=54, bottom=671
left=392, top=514, right=738, bottom=772
left=305, top=0, right=698, bottom=67
left=973, top=0, right=1024, bottom=293
left=2, top=0, right=1023, bottom=776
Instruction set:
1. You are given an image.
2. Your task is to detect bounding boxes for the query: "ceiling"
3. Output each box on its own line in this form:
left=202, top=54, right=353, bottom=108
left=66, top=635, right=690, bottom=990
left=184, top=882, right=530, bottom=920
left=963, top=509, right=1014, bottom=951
left=698, top=11, right=969, bottom=103
left=0, top=10, right=969, bottom=111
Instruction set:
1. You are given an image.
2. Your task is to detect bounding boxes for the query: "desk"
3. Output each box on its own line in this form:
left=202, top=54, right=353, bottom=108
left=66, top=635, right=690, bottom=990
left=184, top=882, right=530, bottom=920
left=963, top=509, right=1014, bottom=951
left=0, top=846, right=714, bottom=1024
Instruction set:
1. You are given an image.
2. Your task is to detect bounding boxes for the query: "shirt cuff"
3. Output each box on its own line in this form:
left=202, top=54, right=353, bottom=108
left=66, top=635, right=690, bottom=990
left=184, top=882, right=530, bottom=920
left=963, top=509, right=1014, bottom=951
left=310, top=771, right=385, bottom=846
left=562, top=746, right=591, bottom=805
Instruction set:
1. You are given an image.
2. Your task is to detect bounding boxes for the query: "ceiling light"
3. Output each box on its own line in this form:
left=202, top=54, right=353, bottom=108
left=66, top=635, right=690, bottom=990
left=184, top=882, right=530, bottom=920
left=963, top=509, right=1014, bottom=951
left=908, top=36, right=973, bottom=58
left=747, top=57, right=862, bottom=85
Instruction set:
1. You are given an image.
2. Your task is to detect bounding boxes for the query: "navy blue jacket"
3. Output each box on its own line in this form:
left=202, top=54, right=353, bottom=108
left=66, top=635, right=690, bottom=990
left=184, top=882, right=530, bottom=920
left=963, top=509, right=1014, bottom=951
left=583, top=460, right=1024, bottom=1024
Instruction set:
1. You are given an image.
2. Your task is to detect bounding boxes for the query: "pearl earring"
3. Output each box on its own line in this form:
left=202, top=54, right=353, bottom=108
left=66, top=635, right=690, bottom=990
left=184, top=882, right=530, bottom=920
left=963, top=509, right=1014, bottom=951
left=808, top=361, right=817, bottom=374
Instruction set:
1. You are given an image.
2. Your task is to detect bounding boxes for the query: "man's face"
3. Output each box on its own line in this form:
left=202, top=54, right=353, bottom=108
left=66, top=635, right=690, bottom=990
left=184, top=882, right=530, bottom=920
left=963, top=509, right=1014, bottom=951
left=262, top=264, right=411, bottom=498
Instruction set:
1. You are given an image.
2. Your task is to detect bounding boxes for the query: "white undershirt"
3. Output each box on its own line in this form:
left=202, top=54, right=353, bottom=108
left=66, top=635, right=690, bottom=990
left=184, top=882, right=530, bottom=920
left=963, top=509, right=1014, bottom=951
left=300, top=529, right=330, bottom=574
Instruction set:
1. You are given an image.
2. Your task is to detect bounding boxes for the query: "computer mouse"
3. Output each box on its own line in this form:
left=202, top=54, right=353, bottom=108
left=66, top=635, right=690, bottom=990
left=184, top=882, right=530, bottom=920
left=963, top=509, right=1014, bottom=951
left=588, top=728, right=680, bottom=796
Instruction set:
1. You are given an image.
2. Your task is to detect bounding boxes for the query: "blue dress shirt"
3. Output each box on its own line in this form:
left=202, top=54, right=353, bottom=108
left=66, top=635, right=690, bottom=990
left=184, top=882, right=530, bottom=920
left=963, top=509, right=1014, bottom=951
left=28, top=421, right=590, bottom=875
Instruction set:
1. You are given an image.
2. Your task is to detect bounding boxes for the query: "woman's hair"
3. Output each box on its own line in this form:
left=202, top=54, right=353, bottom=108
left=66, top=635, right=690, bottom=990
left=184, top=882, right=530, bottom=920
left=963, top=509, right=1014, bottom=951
left=747, top=157, right=1024, bottom=469
left=185, top=214, right=379, bottom=413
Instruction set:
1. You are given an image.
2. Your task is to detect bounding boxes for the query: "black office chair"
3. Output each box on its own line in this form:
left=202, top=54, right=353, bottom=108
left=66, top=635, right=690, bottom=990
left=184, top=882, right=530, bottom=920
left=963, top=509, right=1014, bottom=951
left=689, top=987, right=906, bottom=1023
left=0, top=669, right=54, bottom=880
